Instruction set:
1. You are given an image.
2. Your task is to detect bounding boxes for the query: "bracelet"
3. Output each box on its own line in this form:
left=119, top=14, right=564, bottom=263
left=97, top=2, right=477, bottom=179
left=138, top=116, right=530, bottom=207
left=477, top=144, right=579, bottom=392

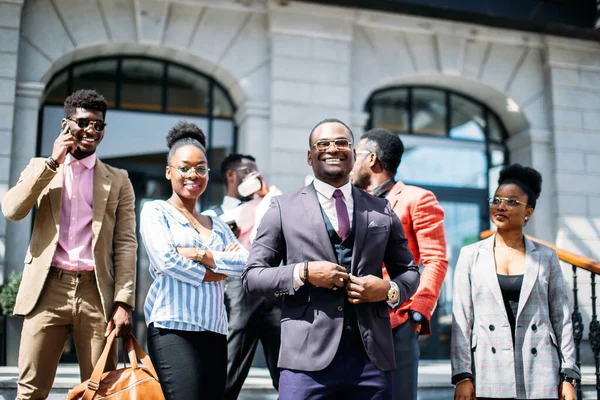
left=45, top=160, right=57, bottom=171
left=303, top=261, right=309, bottom=283
left=455, top=378, right=472, bottom=386
left=47, top=156, right=59, bottom=169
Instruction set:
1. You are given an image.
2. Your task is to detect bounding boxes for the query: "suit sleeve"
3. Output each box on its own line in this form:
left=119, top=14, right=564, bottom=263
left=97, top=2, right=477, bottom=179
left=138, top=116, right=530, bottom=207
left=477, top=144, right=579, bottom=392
left=383, top=204, right=420, bottom=305
left=406, top=191, right=448, bottom=322
left=112, top=172, right=137, bottom=309
left=548, top=250, right=581, bottom=379
left=2, top=159, right=56, bottom=221
left=451, top=247, right=475, bottom=383
left=242, top=197, right=296, bottom=296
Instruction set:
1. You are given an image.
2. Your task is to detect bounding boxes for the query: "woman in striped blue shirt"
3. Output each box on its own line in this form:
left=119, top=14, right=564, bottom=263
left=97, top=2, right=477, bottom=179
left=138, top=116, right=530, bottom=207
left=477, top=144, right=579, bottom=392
left=140, top=121, right=248, bottom=400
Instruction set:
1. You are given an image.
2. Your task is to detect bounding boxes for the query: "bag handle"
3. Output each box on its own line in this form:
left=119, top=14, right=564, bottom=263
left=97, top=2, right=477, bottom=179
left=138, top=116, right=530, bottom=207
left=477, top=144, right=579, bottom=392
left=81, top=331, right=161, bottom=400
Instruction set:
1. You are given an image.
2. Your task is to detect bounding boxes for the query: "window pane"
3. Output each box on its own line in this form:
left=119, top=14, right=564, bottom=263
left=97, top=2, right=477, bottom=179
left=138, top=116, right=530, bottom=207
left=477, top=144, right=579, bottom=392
left=45, top=70, right=68, bottom=104
left=396, top=144, right=487, bottom=188
left=370, top=88, right=408, bottom=132
left=167, top=65, right=210, bottom=115
left=213, top=85, right=234, bottom=118
left=412, top=89, right=446, bottom=136
left=489, top=113, right=504, bottom=143
left=450, top=95, right=485, bottom=141
left=72, top=60, right=118, bottom=107
left=121, top=59, right=164, bottom=112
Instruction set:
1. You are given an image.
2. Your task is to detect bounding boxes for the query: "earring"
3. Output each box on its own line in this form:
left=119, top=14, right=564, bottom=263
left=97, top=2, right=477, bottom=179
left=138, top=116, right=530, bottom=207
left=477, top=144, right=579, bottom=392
left=524, top=217, right=529, bottom=221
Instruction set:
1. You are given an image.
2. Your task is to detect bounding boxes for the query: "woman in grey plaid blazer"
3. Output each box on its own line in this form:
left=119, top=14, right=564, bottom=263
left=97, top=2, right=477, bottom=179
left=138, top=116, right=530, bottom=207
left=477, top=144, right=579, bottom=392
left=451, top=164, right=580, bottom=400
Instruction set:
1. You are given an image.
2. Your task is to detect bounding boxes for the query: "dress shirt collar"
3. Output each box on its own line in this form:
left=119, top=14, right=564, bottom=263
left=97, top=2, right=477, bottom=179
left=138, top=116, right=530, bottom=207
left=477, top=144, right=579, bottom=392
left=372, top=179, right=396, bottom=198
left=313, top=178, right=353, bottom=201
left=221, top=195, right=243, bottom=210
left=65, top=153, right=97, bottom=169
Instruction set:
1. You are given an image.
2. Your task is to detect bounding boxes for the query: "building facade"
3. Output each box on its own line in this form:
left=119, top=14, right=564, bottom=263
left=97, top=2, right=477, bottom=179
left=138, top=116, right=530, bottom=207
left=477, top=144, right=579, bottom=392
left=1, top=0, right=600, bottom=362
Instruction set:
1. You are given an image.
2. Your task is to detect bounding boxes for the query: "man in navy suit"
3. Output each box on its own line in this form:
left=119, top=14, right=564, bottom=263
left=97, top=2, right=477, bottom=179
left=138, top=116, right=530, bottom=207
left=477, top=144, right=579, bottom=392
left=243, top=118, right=420, bottom=399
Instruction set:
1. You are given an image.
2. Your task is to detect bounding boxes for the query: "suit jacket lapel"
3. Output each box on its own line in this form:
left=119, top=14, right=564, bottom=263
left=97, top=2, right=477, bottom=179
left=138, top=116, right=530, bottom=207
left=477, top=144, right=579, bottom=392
left=351, top=186, right=367, bottom=275
left=301, top=184, right=336, bottom=262
left=92, top=160, right=112, bottom=250
left=385, top=180, right=405, bottom=210
left=516, top=237, right=540, bottom=320
left=480, top=234, right=508, bottom=318
left=49, top=165, right=64, bottom=227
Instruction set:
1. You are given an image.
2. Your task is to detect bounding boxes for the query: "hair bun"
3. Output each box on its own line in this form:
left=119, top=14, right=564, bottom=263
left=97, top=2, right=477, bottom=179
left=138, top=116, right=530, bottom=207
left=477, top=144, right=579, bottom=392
left=498, top=163, right=542, bottom=200
left=166, top=121, right=207, bottom=149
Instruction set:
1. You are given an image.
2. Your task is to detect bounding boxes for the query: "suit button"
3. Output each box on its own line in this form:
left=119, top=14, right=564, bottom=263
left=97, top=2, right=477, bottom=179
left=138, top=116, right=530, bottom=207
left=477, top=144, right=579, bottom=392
left=491, top=347, right=496, bottom=354
left=337, top=305, right=343, bottom=312
left=531, top=348, right=537, bottom=355
left=340, top=245, right=345, bottom=250
left=532, top=324, right=537, bottom=331
left=489, top=324, right=495, bottom=331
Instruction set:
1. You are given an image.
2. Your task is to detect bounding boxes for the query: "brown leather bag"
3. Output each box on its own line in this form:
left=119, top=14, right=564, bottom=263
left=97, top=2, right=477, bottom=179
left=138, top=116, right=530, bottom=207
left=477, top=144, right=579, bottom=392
left=67, top=330, right=165, bottom=400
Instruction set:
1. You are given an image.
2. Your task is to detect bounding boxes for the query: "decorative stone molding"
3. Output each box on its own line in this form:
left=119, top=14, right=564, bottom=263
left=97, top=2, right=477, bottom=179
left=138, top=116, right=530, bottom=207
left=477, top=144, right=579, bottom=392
left=15, top=82, right=44, bottom=109
left=235, top=101, right=270, bottom=125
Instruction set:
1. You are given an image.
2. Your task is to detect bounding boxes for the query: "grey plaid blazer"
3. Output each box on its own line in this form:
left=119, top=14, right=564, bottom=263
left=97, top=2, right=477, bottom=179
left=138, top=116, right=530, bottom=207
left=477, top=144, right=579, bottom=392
left=451, top=234, right=580, bottom=399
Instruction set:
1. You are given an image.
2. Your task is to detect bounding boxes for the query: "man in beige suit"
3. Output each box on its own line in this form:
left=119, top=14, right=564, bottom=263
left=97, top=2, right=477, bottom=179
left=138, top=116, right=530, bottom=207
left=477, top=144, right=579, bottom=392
left=2, top=89, right=137, bottom=399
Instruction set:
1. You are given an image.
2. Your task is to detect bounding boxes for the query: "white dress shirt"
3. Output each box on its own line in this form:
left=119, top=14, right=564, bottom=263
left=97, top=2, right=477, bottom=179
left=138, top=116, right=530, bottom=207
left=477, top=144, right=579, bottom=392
left=294, top=179, right=354, bottom=288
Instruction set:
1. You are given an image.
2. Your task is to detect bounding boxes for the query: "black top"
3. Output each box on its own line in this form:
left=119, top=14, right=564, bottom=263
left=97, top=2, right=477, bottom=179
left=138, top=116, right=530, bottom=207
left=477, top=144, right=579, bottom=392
left=497, top=273, right=524, bottom=344
left=372, top=179, right=395, bottom=198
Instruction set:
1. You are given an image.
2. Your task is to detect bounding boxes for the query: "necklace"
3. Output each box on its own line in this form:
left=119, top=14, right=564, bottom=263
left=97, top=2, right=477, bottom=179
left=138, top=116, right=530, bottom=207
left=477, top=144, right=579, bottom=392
left=494, top=238, right=525, bottom=264
left=167, top=199, right=201, bottom=234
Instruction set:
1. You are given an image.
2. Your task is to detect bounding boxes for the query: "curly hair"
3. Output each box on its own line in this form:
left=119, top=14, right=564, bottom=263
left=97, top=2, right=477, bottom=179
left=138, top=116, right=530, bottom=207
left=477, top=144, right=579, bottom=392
left=498, top=163, right=542, bottom=209
left=220, top=153, right=256, bottom=180
left=64, top=89, right=108, bottom=119
left=360, top=128, right=404, bottom=174
left=166, top=121, right=207, bottom=163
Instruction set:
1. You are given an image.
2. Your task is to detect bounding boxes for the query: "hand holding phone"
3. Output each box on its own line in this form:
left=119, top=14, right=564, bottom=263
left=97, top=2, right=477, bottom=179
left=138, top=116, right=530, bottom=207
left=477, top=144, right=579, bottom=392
left=226, top=220, right=241, bottom=238
left=51, top=120, right=77, bottom=165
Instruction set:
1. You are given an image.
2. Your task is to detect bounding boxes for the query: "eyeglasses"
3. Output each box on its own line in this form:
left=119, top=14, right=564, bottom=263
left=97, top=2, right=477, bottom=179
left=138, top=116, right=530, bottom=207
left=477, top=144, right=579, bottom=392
left=170, top=165, right=210, bottom=178
left=312, top=138, right=352, bottom=152
left=355, top=150, right=372, bottom=156
left=69, top=118, right=107, bottom=132
left=488, top=197, right=530, bottom=208
left=235, top=166, right=257, bottom=174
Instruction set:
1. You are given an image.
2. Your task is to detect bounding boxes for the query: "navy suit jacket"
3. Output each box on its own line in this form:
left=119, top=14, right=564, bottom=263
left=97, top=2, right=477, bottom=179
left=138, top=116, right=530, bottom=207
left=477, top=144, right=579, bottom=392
left=242, top=184, right=420, bottom=372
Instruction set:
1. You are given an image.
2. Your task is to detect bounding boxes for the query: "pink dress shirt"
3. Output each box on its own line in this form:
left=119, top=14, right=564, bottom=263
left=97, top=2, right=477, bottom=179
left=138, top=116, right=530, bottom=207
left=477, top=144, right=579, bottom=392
left=52, top=153, right=96, bottom=271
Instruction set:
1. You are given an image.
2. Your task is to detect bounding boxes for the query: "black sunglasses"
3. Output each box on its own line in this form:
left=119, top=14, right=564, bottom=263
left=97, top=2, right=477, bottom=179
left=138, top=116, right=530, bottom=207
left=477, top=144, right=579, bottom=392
left=69, top=118, right=107, bottom=132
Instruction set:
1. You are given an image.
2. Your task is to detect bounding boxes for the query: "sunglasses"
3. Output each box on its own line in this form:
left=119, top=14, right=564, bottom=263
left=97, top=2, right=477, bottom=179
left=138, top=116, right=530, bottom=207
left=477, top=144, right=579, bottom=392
left=312, top=138, right=352, bottom=152
left=171, top=165, right=210, bottom=178
left=488, top=197, right=530, bottom=208
left=69, top=118, right=107, bottom=132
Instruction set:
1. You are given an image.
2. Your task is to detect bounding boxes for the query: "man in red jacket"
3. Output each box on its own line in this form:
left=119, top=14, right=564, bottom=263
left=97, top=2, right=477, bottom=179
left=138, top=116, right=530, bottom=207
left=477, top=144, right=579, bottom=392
left=352, top=128, right=448, bottom=400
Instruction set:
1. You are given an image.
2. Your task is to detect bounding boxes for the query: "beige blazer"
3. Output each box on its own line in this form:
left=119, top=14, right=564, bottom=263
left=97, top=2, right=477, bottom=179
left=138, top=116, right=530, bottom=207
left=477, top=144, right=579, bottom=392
left=1, top=158, right=137, bottom=320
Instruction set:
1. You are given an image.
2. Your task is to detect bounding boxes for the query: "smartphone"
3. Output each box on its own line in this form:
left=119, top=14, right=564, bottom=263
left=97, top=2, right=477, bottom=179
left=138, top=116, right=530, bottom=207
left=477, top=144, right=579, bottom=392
left=62, top=122, right=75, bottom=153
left=226, top=220, right=238, bottom=232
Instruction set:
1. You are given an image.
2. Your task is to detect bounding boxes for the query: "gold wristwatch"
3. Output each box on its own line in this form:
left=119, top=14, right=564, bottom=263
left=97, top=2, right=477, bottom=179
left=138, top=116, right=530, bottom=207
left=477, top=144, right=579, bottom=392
left=195, top=248, right=206, bottom=263
left=387, top=281, right=400, bottom=303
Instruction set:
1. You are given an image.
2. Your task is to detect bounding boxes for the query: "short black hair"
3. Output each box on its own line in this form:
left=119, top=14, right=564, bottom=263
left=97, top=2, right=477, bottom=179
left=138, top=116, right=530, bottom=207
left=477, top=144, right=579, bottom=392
left=309, top=118, right=354, bottom=147
left=360, top=128, right=404, bottom=174
left=166, top=121, right=207, bottom=163
left=220, top=153, right=256, bottom=180
left=498, top=163, right=542, bottom=209
left=64, top=89, right=108, bottom=119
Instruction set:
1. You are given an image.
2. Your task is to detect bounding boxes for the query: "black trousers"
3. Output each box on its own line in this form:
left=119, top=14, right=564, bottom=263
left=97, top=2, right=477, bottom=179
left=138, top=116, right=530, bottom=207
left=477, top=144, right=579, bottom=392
left=224, top=278, right=281, bottom=400
left=147, top=323, right=227, bottom=400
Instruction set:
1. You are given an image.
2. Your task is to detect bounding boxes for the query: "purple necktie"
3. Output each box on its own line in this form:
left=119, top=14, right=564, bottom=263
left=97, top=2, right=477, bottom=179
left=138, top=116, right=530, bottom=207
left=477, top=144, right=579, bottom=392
left=333, top=189, right=350, bottom=240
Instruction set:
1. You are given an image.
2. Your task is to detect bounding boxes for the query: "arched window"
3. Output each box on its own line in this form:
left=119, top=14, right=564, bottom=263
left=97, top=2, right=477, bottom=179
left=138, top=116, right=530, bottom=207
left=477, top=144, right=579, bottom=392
left=366, top=86, right=508, bottom=360
left=39, top=56, right=236, bottom=208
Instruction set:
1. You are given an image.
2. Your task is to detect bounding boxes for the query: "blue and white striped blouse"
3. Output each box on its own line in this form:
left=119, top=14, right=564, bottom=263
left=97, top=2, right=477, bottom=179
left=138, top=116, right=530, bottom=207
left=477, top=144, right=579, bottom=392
left=140, top=200, right=248, bottom=335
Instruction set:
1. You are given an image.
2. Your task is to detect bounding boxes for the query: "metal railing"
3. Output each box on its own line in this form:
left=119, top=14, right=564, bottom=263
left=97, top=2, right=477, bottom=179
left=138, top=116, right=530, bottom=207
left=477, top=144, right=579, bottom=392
left=480, top=230, right=600, bottom=400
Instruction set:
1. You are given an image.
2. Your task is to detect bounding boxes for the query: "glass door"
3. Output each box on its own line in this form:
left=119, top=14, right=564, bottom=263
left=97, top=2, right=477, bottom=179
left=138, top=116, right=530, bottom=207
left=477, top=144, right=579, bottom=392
left=415, top=186, right=488, bottom=359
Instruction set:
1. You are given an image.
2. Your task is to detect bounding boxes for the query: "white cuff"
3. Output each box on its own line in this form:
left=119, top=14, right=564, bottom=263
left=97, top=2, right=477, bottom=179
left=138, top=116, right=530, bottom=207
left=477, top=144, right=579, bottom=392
left=293, top=263, right=305, bottom=291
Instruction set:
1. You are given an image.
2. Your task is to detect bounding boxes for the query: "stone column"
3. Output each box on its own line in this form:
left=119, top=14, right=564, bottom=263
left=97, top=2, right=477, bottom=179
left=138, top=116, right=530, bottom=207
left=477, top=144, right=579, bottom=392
left=4, top=83, right=44, bottom=278
left=268, top=1, right=355, bottom=193
left=0, top=0, right=24, bottom=283
left=235, top=101, right=271, bottom=178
